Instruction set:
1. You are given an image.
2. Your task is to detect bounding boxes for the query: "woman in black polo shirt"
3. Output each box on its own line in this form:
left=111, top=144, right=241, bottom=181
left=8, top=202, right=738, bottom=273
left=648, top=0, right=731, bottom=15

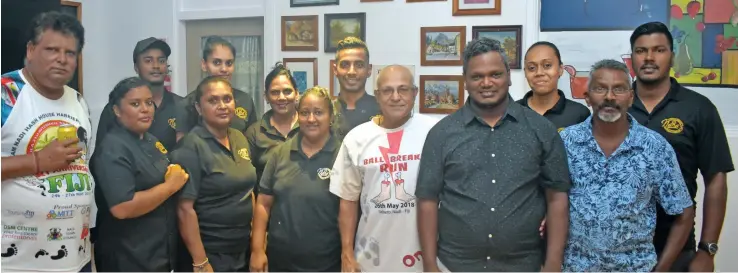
left=250, top=86, right=341, bottom=272
left=172, top=76, right=258, bottom=272
left=176, top=36, right=257, bottom=139
left=91, top=77, right=188, bottom=272
left=518, top=41, right=590, bottom=130
left=245, top=62, right=300, bottom=181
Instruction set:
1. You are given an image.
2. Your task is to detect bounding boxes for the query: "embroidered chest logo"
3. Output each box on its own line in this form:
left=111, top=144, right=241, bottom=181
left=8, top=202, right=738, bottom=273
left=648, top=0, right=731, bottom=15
left=235, top=107, right=248, bottom=120
left=317, top=168, right=331, bottom=180
left=168, top=118, right=176, bottom=129
left=371, top=115, right=383, bottom=125
left=238, top=148, right=250, bottom=160
left=661, top=118, right=684, bottom=134
left=155, top=141, right=167, bottom=154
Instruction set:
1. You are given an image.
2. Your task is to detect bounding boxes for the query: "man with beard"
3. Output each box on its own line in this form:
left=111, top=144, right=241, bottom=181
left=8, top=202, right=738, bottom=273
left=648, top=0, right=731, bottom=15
left=332, top=37, right=380, bottom=140
left=627, top=22, right=733, bottom=272
left=416, top=38, right=570, bottom=272
left=108, top=37, right=183, bottom=151
left=560, top=59, right=694, bottom=272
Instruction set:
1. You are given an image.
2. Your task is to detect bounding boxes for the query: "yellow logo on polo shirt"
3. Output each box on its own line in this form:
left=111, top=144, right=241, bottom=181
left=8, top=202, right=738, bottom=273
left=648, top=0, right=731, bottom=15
left=238, top=148, right=250, bottom=160
left=557, top=127, right=565, bottom=133
left=235, top=107, right=248, bottom=120
left=155, top=141, right=167, bottom=154
left=168, top=118, right=176, bottom=129
left=317, top=168, right=331, bottom=180
left=661, top=118, right=684, bottom=134
left=371, top=115, right=383, bottom=125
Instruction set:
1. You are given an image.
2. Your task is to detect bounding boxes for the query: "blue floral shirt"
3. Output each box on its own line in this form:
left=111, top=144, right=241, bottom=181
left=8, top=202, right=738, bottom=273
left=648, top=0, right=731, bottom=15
left=560, top=115, right=693, bottom=272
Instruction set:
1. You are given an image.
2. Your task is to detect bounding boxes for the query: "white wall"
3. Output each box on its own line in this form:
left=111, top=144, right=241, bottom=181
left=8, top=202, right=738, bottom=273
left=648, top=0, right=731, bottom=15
left=274, top=0, right=536, bottom=120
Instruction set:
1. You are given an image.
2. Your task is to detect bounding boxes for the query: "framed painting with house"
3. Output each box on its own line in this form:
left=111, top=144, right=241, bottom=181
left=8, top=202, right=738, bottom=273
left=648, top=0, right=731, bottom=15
left=420, top=26, right=466, bottom=66
left=281, top=15, right=319, bottom=51
left=419, top=75, right=465, bottom=114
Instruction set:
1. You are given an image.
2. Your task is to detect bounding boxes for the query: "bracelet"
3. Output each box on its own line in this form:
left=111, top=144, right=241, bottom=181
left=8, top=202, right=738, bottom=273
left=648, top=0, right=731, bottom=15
left=193, top=257, right=209, bottom=268
left=32, top=152, right=40, bottom=174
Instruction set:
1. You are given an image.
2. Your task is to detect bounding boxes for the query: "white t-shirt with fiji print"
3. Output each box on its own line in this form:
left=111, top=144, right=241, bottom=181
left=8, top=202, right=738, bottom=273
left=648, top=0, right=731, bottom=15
left=330, top=114, right=438, bottom=272
left=1, top=69, right=95, bottom=272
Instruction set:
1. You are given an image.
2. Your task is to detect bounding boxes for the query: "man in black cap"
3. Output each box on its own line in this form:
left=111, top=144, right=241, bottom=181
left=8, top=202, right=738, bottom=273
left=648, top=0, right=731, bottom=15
left=132, top=37, right=183, bottom=150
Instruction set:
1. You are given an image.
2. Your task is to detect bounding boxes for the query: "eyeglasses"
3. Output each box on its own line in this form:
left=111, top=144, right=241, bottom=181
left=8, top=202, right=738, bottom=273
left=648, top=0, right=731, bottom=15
left=589, top=87, right=632, bottom=96
left=376, top=86, right=416, bottom=97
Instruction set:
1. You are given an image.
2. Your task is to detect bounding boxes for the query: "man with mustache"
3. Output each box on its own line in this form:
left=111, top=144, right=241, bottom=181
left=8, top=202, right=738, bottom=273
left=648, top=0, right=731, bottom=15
left=559, top=59, right=694, bottom=272
left=131, top=37, right=183, bottom=151
left=332, top=37, right=380, bottom=140
left=416, top=38, right=570, bottom=272
left=627, top=22, right=733, bottom=272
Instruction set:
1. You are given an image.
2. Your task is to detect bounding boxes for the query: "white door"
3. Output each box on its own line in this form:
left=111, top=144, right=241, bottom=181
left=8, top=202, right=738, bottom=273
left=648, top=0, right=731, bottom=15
left=185, top=17, right=265, bottom=114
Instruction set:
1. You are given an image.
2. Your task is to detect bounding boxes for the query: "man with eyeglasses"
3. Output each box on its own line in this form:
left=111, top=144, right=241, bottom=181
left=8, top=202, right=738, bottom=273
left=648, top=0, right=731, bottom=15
left=330, top=65, right=438, bottom=272
left=559, top=59, right=694, bottom=272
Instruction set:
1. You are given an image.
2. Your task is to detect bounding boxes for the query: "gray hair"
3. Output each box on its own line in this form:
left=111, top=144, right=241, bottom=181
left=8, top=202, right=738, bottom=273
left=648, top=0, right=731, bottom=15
left=587, top=59, right=632, bottom=88
left=463, top=38, right=510, bottom=74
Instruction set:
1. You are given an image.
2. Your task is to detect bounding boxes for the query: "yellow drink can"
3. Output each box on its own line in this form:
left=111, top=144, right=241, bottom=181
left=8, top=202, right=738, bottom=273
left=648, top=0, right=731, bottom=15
left=57, top=124, right=77, bottom=142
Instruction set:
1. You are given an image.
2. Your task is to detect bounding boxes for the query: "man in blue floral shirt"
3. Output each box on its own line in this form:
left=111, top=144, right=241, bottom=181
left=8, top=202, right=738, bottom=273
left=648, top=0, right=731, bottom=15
left=559, top=59, right=694, bottom=272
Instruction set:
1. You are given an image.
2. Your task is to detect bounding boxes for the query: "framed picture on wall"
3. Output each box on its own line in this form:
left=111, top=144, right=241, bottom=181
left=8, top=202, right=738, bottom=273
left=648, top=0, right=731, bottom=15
left=472, top=25, right=523, bottom=69
left=60, top=1, right=82, bottom=94
left=407, top=0, right=446, bottom=2
left=453, top=0, right=501, bottom=16
left=420, top=26, right=466, bottom=66
left=329, top=59, right=341, bottom=97
left=281, top=15, right=319, bottom=51
left=419, top=75, right=465, bottom=114
left=283, top=58, right=318, bottom=95
left=291, top=0, right=339, bottom=7
left=324, top=13, right=366, bottom=53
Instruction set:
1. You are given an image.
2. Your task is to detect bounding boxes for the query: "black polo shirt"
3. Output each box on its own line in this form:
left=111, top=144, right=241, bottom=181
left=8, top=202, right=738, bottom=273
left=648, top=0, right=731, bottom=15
left=90, top=126, right=178, bottom=272
left=259, top=133, right=341, bottom=271
left=176, top=88, right=257, bottom=134
left=334, top=93, right=381, bottom=140
left=415, top=97, right=571, bottom=272
left=629, top=77, right=734, bottom=253
left=149, top=91, right=183, bottom=151
left=245, top=110, right=300, bottom=181
left=171, top=125, right=258, bottom=253
left=517, top=89, right=591, bottom=131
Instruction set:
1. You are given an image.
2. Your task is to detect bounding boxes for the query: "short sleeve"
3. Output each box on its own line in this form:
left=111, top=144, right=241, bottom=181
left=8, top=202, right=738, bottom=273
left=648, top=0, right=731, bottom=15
left=696, top=103, right=734, bottom=180
left=328, top=141, right=363, bottom=201
left=654, top=141, right=694, bottom=215
left=258, top=151, right=279, bottom=195
left=170, top=147, right=202, bottom=200
left=175, top=97, right=194, bottom=133
left=415, top=127, right=446, bottom=200
left=91, top=140, right=136, bottom=208
left=539, top=131, right=572, bottom=192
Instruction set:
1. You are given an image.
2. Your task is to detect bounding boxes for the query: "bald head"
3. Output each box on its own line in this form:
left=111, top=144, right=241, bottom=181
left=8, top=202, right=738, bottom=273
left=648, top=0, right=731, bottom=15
left=377, top=65, right=414, bottom=88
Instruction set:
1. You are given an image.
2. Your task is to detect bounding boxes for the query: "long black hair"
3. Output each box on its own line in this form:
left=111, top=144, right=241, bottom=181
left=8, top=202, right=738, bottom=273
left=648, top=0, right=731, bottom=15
left=94, top=77, right=149, bottom=149
left=181, top=76, right=234, bottom=130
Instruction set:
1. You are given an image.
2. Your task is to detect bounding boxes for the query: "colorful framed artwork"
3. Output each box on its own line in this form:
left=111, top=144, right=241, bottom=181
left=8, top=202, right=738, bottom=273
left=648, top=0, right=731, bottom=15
left=283, top=58, right=318, bottom=95
left=419, top=75, right=465, bottom=114
left=324, top=13, right=367, bottom=53
left=540, top=0, right=669, bottom=31
left=472, top=25, right=523, bottom=69
left=281, top=15, right=319, bottom=51
left=665, top=0, right=738, bottom=87
left=329, top=59, right=341, bottom=97
left=372, top=65, right=416, bottom=89
left=453, top=0, right=501, bottom=16
left=420, top=26, right=466, bottom=66
left=291, top=0, right=339, bottom=7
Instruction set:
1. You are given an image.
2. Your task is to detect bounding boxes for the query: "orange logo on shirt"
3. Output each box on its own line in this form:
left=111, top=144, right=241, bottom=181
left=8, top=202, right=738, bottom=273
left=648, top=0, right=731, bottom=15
left=661, top=118, right=684, bottom=134
left=238, top=148, right=250, bottom=160
left=235, top=107, right=248, bottom=120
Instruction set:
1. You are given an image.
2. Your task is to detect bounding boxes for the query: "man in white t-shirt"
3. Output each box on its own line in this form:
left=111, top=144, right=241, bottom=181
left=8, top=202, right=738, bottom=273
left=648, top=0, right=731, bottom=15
left=330, top=65, right=438, bottom=272
left=1, top=11, right=95, bottom=272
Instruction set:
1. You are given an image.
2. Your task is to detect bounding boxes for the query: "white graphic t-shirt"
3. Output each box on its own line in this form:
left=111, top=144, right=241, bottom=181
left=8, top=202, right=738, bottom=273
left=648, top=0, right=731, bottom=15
left=1, top=69, right=94, bottom=272
left=330, top=114, right=438, bottom=272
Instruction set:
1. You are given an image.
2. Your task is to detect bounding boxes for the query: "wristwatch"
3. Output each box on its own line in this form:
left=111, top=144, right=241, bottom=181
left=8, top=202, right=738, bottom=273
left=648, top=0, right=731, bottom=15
left=698, top=242, right=719, bottom=256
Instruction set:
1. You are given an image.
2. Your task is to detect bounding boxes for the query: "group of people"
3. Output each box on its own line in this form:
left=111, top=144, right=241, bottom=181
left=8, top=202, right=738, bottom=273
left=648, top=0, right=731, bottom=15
left=0, top=11, right=732, bottom=273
